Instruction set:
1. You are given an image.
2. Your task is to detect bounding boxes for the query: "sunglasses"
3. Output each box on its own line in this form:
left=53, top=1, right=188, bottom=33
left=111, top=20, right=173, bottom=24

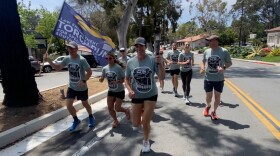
left=159, top=53, right=163, bottom=55
left=105, top=57, right=114, bottom=60
left=120, top=50, right=125, bottom=52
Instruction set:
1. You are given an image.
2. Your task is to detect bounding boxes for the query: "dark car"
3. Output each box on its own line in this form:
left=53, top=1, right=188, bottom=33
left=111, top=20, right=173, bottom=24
left=29, top=56, right=41, bottom=75
left=81, top=54, right=99, bottom=68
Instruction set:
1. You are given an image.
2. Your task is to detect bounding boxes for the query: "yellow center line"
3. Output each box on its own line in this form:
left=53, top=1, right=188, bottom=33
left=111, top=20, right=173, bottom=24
left=225, top=78, right=280, bottom=128
left=224, top=80, right=280, bottom=142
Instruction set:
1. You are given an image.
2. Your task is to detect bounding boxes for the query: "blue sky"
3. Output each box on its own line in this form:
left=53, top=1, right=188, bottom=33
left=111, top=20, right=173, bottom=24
left=19, top=0, right=237, bottom=25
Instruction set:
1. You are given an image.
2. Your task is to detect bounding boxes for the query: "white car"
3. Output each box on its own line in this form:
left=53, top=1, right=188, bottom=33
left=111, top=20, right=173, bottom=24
left=41, top=56, right=66, bottom=73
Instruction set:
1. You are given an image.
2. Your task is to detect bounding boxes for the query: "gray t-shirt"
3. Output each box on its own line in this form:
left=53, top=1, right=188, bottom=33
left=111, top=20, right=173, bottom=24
left=178, top=52, right=194, bottom=72
left=202, top=47, right=232, bottom=81
left=101, top=64, right=125, bottom=92
left=61, top=55, right=90, bottom=91
left=118, top=56, right=129, bottom=68
left=167, top=50, right=180, bottom=70
left=125, top=55, right=158, bottom=98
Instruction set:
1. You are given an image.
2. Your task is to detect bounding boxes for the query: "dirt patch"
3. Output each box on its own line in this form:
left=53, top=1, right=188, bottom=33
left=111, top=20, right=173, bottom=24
left=0, top=77, right=108, bottom=133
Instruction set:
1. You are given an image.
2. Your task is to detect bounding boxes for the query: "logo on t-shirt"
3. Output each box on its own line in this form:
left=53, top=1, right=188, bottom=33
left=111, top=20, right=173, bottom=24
left=106, top=71, right=117, bottom=90
left=171, top=54, right=178, bottom=64
left=183, top=56, right=192, bottom=69
left=133, top=67, right=152, bottom=93
left=68, top=63, right=81, bottom=83
left=207, top=55, right=221, bottom=73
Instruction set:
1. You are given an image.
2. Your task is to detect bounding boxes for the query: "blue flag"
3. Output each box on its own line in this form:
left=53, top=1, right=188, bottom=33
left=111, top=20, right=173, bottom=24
left=53, top=2, right=115, bottom=66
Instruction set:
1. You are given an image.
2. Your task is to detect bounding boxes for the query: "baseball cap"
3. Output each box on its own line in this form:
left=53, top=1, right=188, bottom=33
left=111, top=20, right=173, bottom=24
left=66, top=41, right=78, bottom=48
left=134, top=37, right=146, bottom=46
left=205, top=35, right=219, bottom=41
left=120, top=48, right=125, bottom=51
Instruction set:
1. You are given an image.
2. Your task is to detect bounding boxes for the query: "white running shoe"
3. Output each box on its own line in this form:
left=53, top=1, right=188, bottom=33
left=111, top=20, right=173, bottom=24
left=142, top=140, right=150, bottom=153
left=185, top=98, right=190, bottom=105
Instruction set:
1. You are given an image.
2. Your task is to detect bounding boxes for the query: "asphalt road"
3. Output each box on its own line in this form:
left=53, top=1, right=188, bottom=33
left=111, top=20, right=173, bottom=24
left=0, top=67, right=103, bottom=101
left=1, top=53, right=280, bottom=155
left=10, top=54, right=280, bottom=156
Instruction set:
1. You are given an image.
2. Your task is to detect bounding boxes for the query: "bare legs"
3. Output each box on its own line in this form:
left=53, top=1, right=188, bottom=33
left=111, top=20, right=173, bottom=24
left=131, top=101, right=156, bottom=141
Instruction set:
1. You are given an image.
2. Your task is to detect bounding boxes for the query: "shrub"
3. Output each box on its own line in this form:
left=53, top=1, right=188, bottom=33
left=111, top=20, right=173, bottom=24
left=228, top=46, right=251, bottom=58
left=246, top=46, right=262, bottom=59
left=267, top=47, right=280, bottom=57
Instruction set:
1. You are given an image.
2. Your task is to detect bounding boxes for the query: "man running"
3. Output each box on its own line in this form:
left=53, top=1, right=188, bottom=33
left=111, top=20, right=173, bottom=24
left=200, top=35, right=232, bottom=120
left=166, top=42, right=181, bottom=97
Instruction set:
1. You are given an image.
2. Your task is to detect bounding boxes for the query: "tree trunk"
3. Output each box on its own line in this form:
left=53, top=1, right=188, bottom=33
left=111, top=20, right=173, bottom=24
left=116, top=0, right=138, bottom=49
left=0, top=0, right=41, bottom=107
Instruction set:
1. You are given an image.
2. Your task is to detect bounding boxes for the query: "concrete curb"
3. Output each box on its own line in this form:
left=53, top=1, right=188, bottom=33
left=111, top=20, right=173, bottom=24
left=232, top=58, right=280, bottom=66
left=0, top=89, right=108, bottom=149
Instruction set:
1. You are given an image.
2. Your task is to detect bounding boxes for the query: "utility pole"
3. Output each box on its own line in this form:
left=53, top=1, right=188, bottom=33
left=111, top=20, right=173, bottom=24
left=239, top=0, right=244, bottom=47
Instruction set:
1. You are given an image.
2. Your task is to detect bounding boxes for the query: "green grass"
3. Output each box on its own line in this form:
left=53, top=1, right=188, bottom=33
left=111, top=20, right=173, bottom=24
left=260, top=56, right=280, bottom=63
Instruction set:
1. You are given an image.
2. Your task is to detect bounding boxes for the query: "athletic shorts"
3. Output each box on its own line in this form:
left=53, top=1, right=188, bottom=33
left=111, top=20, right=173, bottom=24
left=131, top=94, right=158, bottom=104
left=66, top=88, right=88, bottom=101
left=170, top=69, right=180, bottom=76
left=204, top=80, right=224, bottom=93
left=108, top=90, right=125, bottom=99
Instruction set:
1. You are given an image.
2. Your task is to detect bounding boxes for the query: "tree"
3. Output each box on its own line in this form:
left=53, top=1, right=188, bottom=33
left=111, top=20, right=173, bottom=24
left=18, top=1, right=40, bottom=49
left=71, top=0, right=138, bottom=48
left=35, top=9, right=65, bottom=55
left=0, top=0, right=41, bottom=106
left=188, top=0, right=228, bottom=34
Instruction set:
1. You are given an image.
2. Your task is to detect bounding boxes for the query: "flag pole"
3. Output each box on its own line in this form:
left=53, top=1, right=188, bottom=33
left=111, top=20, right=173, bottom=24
left=39, top=35, right=53, bottom=76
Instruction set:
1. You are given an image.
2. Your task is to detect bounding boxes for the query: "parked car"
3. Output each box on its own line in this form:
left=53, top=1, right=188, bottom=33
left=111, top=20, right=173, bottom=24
left=41, top=54, right=99, bottom=73
left=41, top=56, right=66, bottom=73
left=29, top=56, right=41, bottom=75
left=0, top=56, right=40, bottom=79
left=81, top=54, right=99, bottom=68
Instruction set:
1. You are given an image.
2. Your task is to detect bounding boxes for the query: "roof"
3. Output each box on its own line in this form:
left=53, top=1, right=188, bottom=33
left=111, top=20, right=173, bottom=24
left=176, top=34, right=209, bottom=43
left=266, top=26, right=280, bottom=33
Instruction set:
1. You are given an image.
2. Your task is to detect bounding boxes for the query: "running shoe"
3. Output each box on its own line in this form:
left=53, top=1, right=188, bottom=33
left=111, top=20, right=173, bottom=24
left=142, top=140, right=150, bottom=153
left=174, top=91, right=179, bottom=97
left=211, top=111, right=219, bottom=120
left=203, top=105, right=211, bottom=116
left=88, top=117, right=95, bottom=127
left=185, top=98, right=190, bottom=105
left=69, top=119, right=81, bottom=131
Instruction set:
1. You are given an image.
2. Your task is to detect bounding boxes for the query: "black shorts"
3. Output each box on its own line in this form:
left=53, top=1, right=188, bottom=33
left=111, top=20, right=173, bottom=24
left=131, top=94, right=158, bottom=104
left=204, top=80, right=224, bottom=93
left=108, top=90, right=125, bottom=99
left=66, top=88, right=88, bottom=101
left=170, top=69, right=180, bottom=76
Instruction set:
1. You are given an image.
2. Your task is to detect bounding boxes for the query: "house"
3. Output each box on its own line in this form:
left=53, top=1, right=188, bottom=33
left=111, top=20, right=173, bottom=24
left=266, top=26, right=280, bottom=47
left=176, top=34, right=209, bottom=49
left=25, top=30, right=47, bottom=60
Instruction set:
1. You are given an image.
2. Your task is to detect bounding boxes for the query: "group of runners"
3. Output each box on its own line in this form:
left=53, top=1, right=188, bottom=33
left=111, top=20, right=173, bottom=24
left=43, top=34, right=232, bottom=153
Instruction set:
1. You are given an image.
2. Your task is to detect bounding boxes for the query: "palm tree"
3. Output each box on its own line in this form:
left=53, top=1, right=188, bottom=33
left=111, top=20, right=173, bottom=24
left=0, top=0, right=41, bottom=107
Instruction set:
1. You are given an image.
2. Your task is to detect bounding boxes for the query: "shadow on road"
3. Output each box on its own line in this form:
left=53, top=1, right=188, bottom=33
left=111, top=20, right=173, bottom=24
left=212, top=118, right=250, bottom=130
